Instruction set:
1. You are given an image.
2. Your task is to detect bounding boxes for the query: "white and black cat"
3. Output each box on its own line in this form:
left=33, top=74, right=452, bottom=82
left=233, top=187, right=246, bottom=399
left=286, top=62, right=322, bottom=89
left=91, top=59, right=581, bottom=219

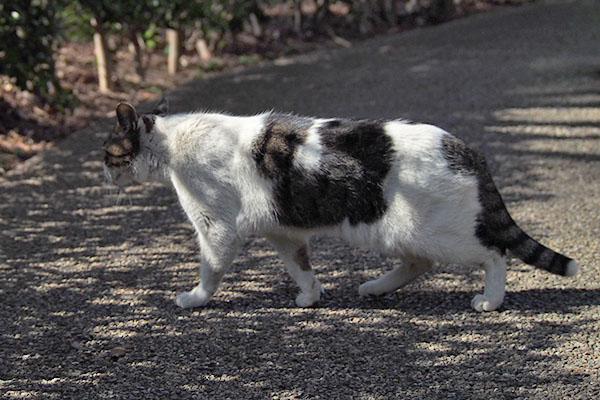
left=103, top=98, right=577, bottom=312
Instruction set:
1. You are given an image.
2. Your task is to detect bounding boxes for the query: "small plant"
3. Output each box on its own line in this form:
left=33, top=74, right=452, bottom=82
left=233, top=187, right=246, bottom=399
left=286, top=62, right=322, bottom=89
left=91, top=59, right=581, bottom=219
left=239, top=54, right=262, bottom=65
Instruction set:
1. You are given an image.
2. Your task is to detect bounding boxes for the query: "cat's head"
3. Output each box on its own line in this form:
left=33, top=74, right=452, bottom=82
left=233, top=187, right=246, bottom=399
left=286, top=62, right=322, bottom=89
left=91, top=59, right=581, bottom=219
left=103, top=97, right=169, bottom=186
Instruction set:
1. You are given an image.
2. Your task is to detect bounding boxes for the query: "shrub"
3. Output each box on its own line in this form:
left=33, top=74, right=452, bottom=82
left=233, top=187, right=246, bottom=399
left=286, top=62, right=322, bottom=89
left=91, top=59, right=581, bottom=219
left=0, top=1, right=74, bottom=110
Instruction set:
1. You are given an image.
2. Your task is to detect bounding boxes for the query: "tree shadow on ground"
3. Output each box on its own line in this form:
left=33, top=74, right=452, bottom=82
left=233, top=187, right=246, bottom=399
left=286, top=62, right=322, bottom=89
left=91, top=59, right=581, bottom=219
left=1, top=169, right=597, bottom=398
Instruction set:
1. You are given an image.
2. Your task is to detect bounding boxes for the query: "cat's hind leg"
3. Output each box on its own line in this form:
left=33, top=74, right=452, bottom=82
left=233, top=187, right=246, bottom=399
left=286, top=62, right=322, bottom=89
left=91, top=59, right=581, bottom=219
left=267, top=235, right=323, bottom=307
left=358, top=256, right=433, bottom=297
left=471, top=254, right=507, bottom=312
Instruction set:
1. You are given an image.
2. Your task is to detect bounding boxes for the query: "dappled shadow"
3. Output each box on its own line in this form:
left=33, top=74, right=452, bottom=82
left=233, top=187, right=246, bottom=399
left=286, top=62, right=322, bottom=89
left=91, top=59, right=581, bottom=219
left=1, top=222, right=598, bottom=398
left=0, top=157, right=597, bottom=397
left=0, top=132, right=596, bottom=397
left=2, top=0, right=600, bottom=397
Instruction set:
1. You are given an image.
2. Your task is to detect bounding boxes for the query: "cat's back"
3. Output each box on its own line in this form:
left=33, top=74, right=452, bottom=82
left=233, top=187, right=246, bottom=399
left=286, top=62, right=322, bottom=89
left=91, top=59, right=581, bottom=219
left=251, top=113, right=450, bottom=179
left=160, top=112, right=266, bottom=150
left=247, top=113, right=455, bottom=230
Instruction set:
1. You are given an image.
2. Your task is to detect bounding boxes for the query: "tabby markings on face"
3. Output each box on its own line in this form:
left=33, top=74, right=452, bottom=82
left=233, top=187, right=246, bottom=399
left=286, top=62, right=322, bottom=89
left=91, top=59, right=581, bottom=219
left=104, top=114, right=156, bottom=168
left=104, top=124, right=139, bottom=168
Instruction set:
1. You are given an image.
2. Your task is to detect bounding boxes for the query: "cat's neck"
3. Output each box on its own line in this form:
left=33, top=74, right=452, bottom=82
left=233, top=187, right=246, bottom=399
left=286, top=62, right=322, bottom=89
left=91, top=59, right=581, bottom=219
left=156, top=112, right=266, bottom=140
left=147, top=111, right=267, bottom=179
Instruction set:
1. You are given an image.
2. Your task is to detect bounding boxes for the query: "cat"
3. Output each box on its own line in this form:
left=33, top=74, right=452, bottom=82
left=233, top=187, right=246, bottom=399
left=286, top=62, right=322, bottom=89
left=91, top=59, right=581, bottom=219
left=103, top=98, right=578, bottom=312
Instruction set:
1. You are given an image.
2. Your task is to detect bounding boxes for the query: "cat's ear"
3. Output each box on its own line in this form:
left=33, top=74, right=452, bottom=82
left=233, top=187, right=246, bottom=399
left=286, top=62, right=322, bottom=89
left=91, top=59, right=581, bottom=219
left=116, top=103, right=138, bottom=132
left=152, top=97, right=169, bottom=116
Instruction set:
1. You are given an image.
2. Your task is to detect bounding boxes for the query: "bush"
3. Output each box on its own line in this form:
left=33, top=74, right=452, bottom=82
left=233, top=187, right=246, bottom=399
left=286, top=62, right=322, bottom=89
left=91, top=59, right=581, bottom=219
left=0, top=0, right=74, bottom=110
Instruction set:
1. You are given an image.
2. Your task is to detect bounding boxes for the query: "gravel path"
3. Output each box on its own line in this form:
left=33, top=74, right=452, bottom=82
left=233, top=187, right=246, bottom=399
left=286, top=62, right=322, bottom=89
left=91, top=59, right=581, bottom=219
left=1, top=1, right=599, bottom=398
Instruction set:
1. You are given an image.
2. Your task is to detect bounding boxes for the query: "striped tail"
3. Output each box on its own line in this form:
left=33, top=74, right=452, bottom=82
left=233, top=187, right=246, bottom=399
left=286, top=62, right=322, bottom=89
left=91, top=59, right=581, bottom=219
left=440, top=132, right=578, bottom=277
left=504, top=225, right=578, bottom=276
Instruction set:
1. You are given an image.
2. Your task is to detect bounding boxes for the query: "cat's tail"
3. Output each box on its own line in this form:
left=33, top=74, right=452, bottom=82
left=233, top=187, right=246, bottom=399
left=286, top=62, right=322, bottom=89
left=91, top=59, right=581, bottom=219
left=503, top=224, right=578, bottom=277
left=469, top=148, right=578, bottom=277
left=443, top=133, right=577, bottom=277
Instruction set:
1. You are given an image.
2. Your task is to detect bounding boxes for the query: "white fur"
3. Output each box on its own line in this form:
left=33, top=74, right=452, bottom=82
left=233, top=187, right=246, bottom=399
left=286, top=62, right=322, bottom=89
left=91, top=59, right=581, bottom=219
left=293, top=120, right=324, bottom=172
left=471, top=254, right=506, bottom=312
left=378, top=122, right=488, bottom=264
left=359, top=256, right=433, bottom=296
left=267, top=235, right=323, bottom=307
left=565, top=260, right=578, bottom=277
left=107, top=112, right=517, bottom=311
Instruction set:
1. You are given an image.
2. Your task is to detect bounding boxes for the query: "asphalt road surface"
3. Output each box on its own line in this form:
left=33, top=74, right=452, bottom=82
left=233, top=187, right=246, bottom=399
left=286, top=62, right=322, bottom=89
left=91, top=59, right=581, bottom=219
left=1, top=0, right=599, bottom=398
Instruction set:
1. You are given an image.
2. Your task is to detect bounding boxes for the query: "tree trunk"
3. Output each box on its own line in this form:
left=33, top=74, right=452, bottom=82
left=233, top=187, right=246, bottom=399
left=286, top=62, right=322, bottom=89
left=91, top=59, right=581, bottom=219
left=309, top=0, right=331, bottom=34
left=293, top=1, right=302, bottom=35
left=167, top=28, right=179, bottom=75
left=248, top=13, right=262, bottom=37
left=379, top=0, right=395, bottom=25
left=91, top=17, right=110, bottom=93
left=428, top=0, right=455, bottom=24
left=195, top=38, right=212, bottom=61
left=129, top=29, right=145, bottom=80
left=315, top=0, right=331, bottom=23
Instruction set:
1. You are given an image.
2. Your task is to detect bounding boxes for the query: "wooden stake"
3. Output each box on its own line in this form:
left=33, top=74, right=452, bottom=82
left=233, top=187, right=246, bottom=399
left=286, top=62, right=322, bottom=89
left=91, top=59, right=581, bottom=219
left=195, top=39, right=212, bottom=61
left=91, top=17, right=110, bottom=93
left=167, top=29, right=179, bottom=75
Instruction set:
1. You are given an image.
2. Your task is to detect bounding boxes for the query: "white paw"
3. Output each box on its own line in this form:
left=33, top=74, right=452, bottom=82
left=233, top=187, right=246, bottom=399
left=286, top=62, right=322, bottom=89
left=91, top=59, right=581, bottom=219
left=174, top=290, right=210, bottom=309
left=295, top=292, right=319, bottom=307
left=471, top=294, right=501, bottom=312
left=295, top=282, right=323, bottom=308
left=358, top=280, right=383, bottom=297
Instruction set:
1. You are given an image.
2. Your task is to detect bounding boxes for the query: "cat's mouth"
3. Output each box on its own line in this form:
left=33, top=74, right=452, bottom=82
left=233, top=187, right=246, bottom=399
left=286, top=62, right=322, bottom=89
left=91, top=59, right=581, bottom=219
left=103, top=162, right=134, bottom=187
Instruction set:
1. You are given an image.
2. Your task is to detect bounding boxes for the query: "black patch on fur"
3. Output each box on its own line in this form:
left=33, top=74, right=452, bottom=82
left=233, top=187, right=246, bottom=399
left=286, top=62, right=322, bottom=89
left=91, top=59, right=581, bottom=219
left=294, top=245, right=311, bottom=271
left=252, top=114, right=312, bottom=180
left=441, top=134, right=511, bottom=253
left=142, top=115, right=155, bottom=134
left=152, top=97, right=169, bottom=116
left=548, top=252, right=572, bottom=276
left=323, top=119, right=342, bottom=129
left=522, top=244, right=545, bottom=265
left=252, top=114, right=394, bottom=228
left=504, top=231, right=529, bottom=249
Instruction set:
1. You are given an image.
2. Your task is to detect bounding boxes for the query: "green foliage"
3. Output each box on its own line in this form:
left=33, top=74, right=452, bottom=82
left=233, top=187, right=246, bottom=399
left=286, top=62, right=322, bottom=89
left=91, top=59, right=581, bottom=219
left=59, top=2, right=94, bottom=41
left=70, top=1, right=257, bottom=38
left=238, top=54, right=262, bottom=65
left=200, top=58, right=226, bottom=73
left=0, top=0, right=74, bottom=109
left=143, top=23, right=159, bottom=48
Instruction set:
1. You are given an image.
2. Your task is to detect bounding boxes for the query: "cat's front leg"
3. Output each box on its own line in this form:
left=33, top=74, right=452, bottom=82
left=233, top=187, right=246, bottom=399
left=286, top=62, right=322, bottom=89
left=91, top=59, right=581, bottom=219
left=267, top=235, right=323, bottom=308
left=175, top=224, right=242, bottom=309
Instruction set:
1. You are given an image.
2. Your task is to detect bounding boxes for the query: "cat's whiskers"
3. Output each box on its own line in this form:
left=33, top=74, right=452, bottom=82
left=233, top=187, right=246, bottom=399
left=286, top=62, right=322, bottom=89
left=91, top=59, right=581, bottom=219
left=115, top=186, right=133, bottom=206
